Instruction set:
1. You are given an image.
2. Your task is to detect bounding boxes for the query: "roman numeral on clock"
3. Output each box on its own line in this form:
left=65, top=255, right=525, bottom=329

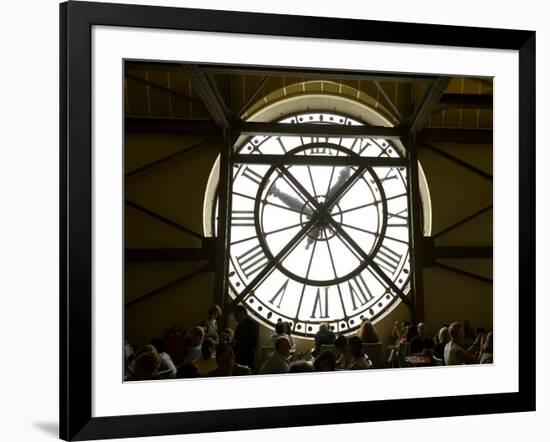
left=231, top=210, right=255, bottom=226
left=241, top=166, right=263, bottom=185
left=349, top=138, right=372, bottom=155
left=347, top=274, right=374, bottom=310
left=380, top=172, right=398, bottom=183
left=373, top=245, right=403, bottom=274
left=269, top=279, right=290, bottom=309
left=236, top=244, right=268, bottom=279
left=388, top=208, right=408, bottom=227
left=307, top=145, right=329, bottom=154
left=310, top=287, right=329, bottom=319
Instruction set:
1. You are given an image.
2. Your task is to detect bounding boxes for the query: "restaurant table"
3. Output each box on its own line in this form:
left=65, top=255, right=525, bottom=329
left=405, top=355, right=432, bottom=367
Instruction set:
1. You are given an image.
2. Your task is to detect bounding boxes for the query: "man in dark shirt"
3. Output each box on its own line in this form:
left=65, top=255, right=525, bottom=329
left=232, top=305, right=259, bottom=371
left=409, top=322, right=435, bottom=355
left=313, top=323, right=336, bottom=357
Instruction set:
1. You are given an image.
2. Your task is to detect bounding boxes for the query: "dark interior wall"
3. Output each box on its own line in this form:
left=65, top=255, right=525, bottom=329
left=124, top=75, right=493, bottom=355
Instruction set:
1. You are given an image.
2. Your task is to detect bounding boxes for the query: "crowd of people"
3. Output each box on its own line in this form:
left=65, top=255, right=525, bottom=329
left=124, top=304, right=493, bottom=381
left=388, top=319, right=493, bottom=366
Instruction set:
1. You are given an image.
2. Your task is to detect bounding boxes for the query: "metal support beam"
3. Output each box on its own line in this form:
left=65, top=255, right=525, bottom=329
left=201, top=65, right=438, bottom=83
left=125, top=199, right=204, bottom=240
left=438, top=93, right=493, bottom=109
left=183, top=65, right=232, bottom=128
left=422, top=144, right=492, bottom=181
left=417, top=128, right=493, bottom=145
left=125, top=263, right=213, bottom=308
left=236, top=121, right=406, bottom=139
left=433, top=205, right=492, bottom=239
left=433, top=246, right=492, bottom=260
left=374, top=81, right=403, bottom=121
left=404, top=134, right=425, bottom=323
left=239, top=76, right=269, bottom=117
left=125, top=61, right=438, bottom=83
left=126, top=248, right=214, bottom=262
left=213, top=130, right=234, bottom=327
left=126, top=118, right=407, bottom=140
left=125, top=240, right=216, bottom=262
left=126, top=72, right=205, bottom=107
left=434, top=262, right=492, bottom=285
left=422, top=237, right=492, bottom=263
left=233, top=154, right=407, bottom=168
left=125, top=138, right=213, bottom=178
left=408, top=77, right=452, bottom=133
left=125, top=117, right=222, bottom=136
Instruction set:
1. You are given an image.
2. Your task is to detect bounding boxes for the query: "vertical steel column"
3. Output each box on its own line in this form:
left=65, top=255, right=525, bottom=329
left=213, top=129, right=233, bottom=329
left=405, top=134, right=425, bottom=324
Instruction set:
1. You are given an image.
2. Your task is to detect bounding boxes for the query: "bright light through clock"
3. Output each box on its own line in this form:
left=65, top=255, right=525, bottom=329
left=217, top=111, right=411, bottom=338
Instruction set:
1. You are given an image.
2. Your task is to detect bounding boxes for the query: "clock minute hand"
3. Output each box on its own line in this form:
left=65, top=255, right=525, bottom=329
left=317, top=167, right=352, bottom=241
left=326, top=167, right=352, bottom=202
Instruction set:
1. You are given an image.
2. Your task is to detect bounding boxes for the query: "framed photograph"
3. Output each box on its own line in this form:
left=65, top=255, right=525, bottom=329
left=60, top=1, right=535, bottom=440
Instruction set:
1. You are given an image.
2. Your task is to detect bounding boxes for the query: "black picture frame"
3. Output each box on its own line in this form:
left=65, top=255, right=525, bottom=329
left=60, top=1, right=536, bottom=440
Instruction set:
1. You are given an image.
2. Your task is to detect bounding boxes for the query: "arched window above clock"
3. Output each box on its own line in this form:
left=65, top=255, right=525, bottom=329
left=204, top=90, right=433, bottom=339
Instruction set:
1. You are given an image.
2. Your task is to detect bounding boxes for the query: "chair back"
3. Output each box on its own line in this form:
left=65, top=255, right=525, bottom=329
left=260, top=346, right=274, bottom=364
left=319, top=344, right=337, bottom=355
left=362, top=342, right=384, bottom=369
left=398, top=342, right=410, bottom=367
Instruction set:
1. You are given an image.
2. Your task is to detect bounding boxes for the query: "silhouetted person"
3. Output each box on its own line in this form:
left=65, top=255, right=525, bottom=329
left=203, top=304, right=222, bottom=342
left=314, top=350, right=337, bottom=372
left=357, top=319, right=380, bottom=343
left=313, top=323, right=335, bottom=357
left=289, top=360, right=314, bottom=373
left=151, top=338, right=177, bottom=379
left=232, top=305, right=259, bottom=371
left=207, top=344, right=252, bottom=377
left=128, top=345, right=161, bottom=381
left=409, top=322, right=435, bottom=355
left=480, top=331, right=493, bottom=364
left=259, top=336, right=291, bottom=375
left=269, top=320, right=295, bottom=349
left=433, top=326, right=450, bottom=360
left=334, top=334, right=348, bottom=369
left=344, top=336, right=371, bottom=370
left=183, top=327, right=204, bottom=365
left=193, top=338, right=217, bottom=375
left=444, top=322, right=479, bottom=365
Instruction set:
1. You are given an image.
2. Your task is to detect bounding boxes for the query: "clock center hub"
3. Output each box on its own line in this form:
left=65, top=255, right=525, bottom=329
left=299, top=195, right=343, bottom=241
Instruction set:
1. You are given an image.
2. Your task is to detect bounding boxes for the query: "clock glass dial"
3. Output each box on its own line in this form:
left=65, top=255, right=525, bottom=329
left=224, top=111, right=411, bottom=338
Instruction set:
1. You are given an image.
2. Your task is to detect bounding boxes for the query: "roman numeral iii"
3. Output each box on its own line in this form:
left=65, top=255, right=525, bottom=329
left=231, top=210, right=255, bottom=226
left=373, top=245, right=403, bottom=274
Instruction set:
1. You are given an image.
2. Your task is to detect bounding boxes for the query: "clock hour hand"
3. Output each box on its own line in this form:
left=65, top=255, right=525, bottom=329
left=268, top=185, right=314, bottom=217
left=268, top=184, right=318, bottom=249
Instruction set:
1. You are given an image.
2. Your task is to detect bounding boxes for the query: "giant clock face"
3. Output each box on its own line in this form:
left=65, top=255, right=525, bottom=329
left=225, top=111, right=411, bottom=338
